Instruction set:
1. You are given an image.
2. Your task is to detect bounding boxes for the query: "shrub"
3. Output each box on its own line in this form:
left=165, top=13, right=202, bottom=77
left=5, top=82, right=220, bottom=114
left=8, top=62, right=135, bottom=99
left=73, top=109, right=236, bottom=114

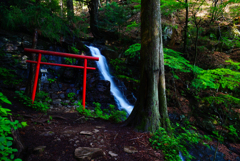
left=0, top=92, right=27, bottom=161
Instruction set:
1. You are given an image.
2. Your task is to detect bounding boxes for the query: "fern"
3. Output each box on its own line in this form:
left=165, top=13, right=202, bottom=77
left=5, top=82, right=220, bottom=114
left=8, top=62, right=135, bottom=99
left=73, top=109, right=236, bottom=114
left=124, top=43, right=141, bottom=59
left=192, top=68, right=240, bottom=90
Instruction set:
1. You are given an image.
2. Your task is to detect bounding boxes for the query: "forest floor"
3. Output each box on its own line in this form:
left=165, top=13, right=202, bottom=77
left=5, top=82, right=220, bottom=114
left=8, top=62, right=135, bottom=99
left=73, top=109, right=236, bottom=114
left=3, top=88, right=240, bottom=161
left=2, top=89, right=165, bottom=161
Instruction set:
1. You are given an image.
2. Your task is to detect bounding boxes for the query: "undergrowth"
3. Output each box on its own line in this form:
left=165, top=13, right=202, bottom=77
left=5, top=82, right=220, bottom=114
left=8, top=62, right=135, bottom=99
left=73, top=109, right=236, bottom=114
left=14, top=91, right=51, bottom=113
left=75, top=100, right=127, bottom=123
left=150, top=121, right=212, bottom=161
left=0, top=92, right=27, bottom=161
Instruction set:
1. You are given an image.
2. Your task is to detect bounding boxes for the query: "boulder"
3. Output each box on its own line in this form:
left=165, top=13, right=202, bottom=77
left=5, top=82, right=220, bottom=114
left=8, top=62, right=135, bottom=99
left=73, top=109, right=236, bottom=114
left=87, top=73, right=99, bottom=89
left=74, top=147, right=103, bottom=161
left=96, top=80, right=110, bottom=94
left=101, top=48, right=119, bottom=60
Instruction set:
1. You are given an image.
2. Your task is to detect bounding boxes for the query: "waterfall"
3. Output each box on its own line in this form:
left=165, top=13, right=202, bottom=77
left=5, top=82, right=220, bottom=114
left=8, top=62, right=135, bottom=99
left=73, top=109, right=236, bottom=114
left=87, top=46, right=134, bottom=114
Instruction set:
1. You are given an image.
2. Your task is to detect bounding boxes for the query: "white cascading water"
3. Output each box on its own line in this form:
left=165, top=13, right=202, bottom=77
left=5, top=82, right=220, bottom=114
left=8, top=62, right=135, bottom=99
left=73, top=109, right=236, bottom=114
left=87, top=46, right=134, bottom=114
left=88, top=46, right=185, bottom=161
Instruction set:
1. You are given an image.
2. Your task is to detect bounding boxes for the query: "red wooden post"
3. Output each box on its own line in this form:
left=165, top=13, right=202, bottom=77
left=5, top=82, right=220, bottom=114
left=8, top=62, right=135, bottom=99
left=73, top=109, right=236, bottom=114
left=32, top=53, right=42, bottom=104
left=82, top=59, right=87, bottom=109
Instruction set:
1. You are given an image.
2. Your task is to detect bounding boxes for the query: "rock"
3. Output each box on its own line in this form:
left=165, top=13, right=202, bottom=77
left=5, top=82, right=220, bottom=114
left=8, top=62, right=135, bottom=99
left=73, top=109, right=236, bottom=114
left=59, top=93, right=65, bottom=99
left=100, top=139, right=104, bottom=144
left=74, top=147, right=103, bottom=161
left=87, top=73, right=99, bottom=89
left=62, top=130, right=77, bottom=134
left=101, top=48, right=119, bottom=60
left=33, top=146, right=46, bottom=154
left=96, top=80, right=110, bottom=94
left=124, top=146, right=138, bottom=153
left=80, top=131, right=93, bottom=135
left=52, top=99, right=61, bottom=105
left=108, top=151, right=118, bottom=157
left=66, top=88, right=73, bottom=94
left=51, top=93, right=58, bottom=99
left=51, top=83, right=60, bottom=92
left=93, top=129, right=99, bottom=133
left=63, top=69, right=75, bottom=83
left=40, top=131, right=55, bottom=136
left=63, top=100, right=70, bottom=104
left=19, top=87, right=26, bottom=91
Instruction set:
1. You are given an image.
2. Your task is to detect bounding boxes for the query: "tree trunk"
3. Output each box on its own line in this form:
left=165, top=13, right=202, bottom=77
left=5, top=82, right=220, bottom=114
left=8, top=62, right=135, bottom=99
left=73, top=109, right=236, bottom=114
left=67, top=0, right=74, bottom=18
left=60, top=0, right=63, bottom=18
left=25, top=0, right=41, bottom=97
left=25, top=28, right=39, bottom=97
left=123, top=0, right=171, bottom=133
left=88, top=0, right=101, bottom=39
left=183, top=0, right=189, bottom=54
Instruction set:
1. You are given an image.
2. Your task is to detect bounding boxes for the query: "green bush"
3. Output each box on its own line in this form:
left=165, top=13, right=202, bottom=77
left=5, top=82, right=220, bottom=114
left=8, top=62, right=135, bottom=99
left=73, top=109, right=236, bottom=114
left=0, top=67, right=22, bottom=86
left=75, top=101, right=127, bottom=123
left=15, top=91, right=51, bottom=113
left=0, top=92, right=27, bottom=161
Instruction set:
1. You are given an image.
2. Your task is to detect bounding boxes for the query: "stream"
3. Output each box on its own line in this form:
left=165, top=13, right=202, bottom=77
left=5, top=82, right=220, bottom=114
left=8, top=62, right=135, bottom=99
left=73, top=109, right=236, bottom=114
left=87, top=45, right=134, bottom=114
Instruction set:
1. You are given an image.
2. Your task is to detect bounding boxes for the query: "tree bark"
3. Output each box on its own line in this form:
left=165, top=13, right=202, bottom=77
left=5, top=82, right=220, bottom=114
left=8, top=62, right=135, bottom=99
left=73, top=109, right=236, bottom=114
left=67, top=0, right=74, bottom=18
left=123, top=0, right=171, bottom=133
left=25, top=0, right=40, bottom=97
left=88, top=0, right=101, bottom=39
left=183, top=0, right=188, bottom=54
left=25, top=29, right=38, bottom=97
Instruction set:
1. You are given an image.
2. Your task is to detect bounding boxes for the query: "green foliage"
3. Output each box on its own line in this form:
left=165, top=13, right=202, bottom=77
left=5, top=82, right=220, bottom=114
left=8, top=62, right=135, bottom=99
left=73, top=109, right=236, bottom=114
left=160, top=0, right=185, bottom=16
left=150, top=122, right=212, bottom=161
left=65, top=45, right=79, bottom=64
left=47, top=78, right=56, bottom=83
left=116, top=75, right=140, bottom=83
left=124, top=43, right=140, bottom=60
left=15, top=91, right=51, bottom=112
left=0, top=67, right=22, bottom=85
left=99, top=2, right=130, bottom=34
left=110, top=58, right=130, bottom=76
left=67, top=92, right=75, bottom=101
left=124, top=43, right=203, bottom=73
left=41, top=56, right=47, bottom=62
left=192, top=67, right=240, bottom=90
left=0, top=92, right=27, bottom=161
left=126, top=21, right=140, bottom=32
left=75, top=101, right=127, bottom=123
left=71, top=46, right=80, bottom=54
left=0, top=1, right=86, bottom=42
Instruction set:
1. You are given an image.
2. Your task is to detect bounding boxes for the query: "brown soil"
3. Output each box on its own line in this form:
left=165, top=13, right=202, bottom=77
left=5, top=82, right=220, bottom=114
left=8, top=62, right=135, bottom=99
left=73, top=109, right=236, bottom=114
left=2, top=89, right=165, bottom=161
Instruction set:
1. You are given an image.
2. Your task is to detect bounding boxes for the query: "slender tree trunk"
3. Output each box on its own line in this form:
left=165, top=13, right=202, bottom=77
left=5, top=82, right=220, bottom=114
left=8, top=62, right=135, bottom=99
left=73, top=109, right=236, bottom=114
left=88, top=0, right=101, bottom=39
left=25, top=19, right=40, bottom=96
left=194, top=26, right=199, bottom=67
left=67, top=0, right=74, bottom=19
left=60, top=0, right=63, bottom=18
left=123, top=0, right=171, bottom=133
left=183, top=0, right=189, bottom=54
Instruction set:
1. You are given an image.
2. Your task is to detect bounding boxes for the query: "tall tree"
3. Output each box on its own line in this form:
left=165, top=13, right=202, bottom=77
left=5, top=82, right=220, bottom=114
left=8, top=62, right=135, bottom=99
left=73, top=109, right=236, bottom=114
left=183, top=0, right=189, bottom=54
left=123, top=0, right=171, bottom=133
left=25, top=0, right=41, bottom=97
left=67, top=0, right=74, bottom=18
left=88, top=0, right=101, bottom=39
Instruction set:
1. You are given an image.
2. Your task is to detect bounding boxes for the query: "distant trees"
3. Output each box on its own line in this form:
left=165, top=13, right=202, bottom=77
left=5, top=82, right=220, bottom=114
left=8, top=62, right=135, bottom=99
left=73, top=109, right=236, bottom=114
left=124, top=0, right=172, bottom=133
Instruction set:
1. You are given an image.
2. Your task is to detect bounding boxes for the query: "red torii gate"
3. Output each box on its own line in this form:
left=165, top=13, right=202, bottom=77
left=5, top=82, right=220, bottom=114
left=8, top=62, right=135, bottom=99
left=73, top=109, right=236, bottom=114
left=24, top=48, right=99, bottom=109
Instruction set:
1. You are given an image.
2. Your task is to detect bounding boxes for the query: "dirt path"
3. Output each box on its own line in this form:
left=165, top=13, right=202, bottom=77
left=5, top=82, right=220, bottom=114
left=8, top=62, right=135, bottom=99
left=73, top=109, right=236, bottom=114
left=2, top=89, right=164, bottom=161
